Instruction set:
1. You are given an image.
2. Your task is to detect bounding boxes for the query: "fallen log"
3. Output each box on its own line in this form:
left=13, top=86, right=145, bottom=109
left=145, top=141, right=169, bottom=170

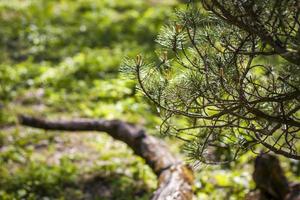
left=19, top=115, right=194, bottom=200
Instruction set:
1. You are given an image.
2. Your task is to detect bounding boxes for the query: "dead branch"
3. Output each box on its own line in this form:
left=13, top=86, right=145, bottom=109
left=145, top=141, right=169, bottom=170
left=18, top=115, right=194, bottom=200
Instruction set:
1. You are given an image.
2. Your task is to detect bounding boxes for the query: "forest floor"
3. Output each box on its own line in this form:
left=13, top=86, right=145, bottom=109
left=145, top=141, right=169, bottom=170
left=0, top=1, right=299, bottom=199
left=1, top=125, right=157, bottom=199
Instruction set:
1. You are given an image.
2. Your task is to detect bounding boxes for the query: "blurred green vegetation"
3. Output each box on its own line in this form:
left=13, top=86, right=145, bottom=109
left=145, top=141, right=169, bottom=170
left=0, top=0, right=299, bottom=200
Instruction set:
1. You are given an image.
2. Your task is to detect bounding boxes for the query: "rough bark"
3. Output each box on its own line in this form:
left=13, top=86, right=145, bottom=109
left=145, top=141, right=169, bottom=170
left=18, top=115, right=194, bottom=200
left=246, top=154, right=300, bottom=200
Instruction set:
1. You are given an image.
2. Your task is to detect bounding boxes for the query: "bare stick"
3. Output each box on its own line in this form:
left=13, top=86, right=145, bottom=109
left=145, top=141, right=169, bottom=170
left=19, top=115, right=194, bottom=200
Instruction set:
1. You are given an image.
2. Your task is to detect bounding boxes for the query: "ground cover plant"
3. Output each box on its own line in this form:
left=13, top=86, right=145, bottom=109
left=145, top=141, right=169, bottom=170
left=0, top=0, right=299, bottom=199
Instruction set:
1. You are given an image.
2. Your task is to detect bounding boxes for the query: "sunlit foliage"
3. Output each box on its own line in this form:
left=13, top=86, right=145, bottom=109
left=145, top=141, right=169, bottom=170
left=125, top=0, right=300, bottom=163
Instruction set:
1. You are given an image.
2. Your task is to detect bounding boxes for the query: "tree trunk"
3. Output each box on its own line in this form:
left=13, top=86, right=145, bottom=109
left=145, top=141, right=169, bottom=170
left=247, top=154, right=300, bottom=200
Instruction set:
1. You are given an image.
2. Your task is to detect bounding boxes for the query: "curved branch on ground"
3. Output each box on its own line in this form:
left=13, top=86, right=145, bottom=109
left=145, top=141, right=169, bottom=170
left=18, top=115, right=194, bottom=200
